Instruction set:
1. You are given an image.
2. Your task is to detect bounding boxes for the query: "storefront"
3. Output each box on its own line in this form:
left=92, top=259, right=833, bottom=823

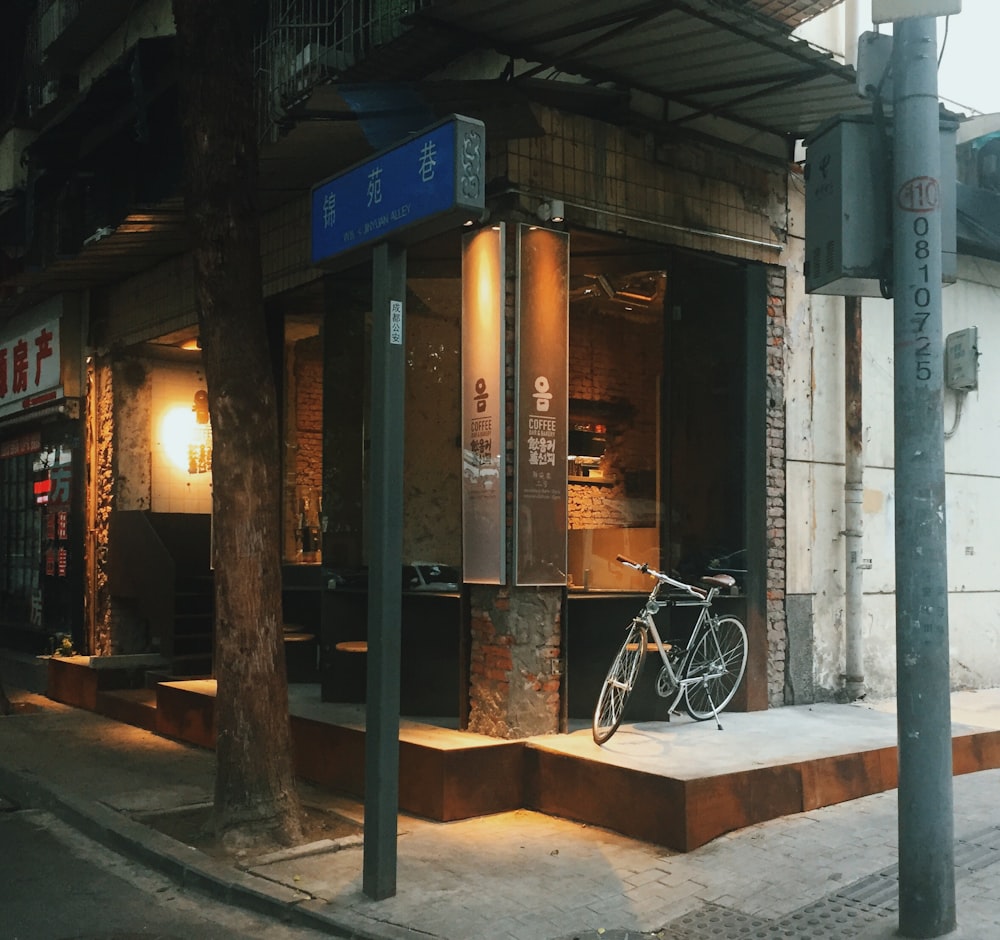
left=0, top=296, right=84, bottom=654
left=316, top=214, right=774, bottom=727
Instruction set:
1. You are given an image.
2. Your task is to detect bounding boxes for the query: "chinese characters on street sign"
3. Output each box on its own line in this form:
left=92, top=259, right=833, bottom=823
left=310, top=114, right=485, bottom=264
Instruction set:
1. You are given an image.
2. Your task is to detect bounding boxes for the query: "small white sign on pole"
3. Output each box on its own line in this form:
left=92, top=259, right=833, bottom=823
left=872, top=0, right=960, bottom=23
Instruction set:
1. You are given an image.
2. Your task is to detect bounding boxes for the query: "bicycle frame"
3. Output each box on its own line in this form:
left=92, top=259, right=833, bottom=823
left=618, top=554, right=739, bottom=709
left=636, top=577, right=725, bottom=692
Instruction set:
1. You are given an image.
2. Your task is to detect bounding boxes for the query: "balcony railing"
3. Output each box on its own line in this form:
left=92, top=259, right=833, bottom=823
left=254, top=0, right=429, bottom=141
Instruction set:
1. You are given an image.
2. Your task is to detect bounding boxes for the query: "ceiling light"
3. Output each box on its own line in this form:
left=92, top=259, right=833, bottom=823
left=537, top=199, right=565, bottom=223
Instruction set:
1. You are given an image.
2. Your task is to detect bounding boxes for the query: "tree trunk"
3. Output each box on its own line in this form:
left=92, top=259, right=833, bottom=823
left=172, top=0, right=302, bottom=846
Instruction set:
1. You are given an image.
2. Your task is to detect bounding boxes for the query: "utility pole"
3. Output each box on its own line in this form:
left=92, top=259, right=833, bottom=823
left=888, top=12, right=955, bottom=937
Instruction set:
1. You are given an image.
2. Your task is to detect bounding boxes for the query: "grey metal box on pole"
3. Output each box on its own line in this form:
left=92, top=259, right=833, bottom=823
left=804, top=114, right=958, bottom=296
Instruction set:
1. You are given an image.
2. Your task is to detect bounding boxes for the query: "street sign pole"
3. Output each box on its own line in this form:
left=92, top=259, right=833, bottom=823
left=310, top=115, right=485, bottom=901
left=363, top=241, right=407, bottom=900
left=891, top=16, right=956, bottom=937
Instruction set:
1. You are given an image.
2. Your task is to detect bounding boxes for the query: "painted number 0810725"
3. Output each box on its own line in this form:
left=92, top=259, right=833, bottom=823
left=899, top=176, right=939, bottom=382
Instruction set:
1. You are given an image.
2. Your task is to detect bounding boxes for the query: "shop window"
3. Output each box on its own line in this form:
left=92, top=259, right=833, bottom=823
left=567, top=270, right=666, bottom=591
left=1, top=449, right=42, bottom=625
left=566, top=251, right=747, bottom=594
left=282, top=314, right=323, bottom=564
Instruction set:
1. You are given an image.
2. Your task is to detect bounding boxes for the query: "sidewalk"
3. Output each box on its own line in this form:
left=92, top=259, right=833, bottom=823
left=1, top=681, right=999, bottom=939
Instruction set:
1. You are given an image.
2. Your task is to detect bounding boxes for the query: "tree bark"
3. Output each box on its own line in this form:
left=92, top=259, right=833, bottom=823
left=172, top=0, right=302, bottom=846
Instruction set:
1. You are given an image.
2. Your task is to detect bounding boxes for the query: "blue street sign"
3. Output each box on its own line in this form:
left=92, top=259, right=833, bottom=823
left=310, top=114, right=486, bottom=264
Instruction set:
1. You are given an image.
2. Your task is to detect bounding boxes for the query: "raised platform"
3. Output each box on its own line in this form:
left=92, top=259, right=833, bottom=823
left=45, top=655, right=1000, bottom=852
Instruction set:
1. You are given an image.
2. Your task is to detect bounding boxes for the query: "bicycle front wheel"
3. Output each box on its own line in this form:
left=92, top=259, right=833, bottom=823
left=683, top=616, right=748, bottom=721
left=593, top=620, right=647, bottom=744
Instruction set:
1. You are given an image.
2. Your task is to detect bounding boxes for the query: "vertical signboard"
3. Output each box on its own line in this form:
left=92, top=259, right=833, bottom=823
left=514, top=225, right=568, bottom=586
left=461, top=224, right=506, bottom=583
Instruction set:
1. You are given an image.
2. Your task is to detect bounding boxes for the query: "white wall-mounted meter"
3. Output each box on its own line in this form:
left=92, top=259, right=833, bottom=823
left=945, top=327, right=978, bottom=391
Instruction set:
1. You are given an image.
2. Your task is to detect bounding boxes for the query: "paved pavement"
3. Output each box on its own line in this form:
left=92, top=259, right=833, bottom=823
left=1, top=677, right=999, bottom=939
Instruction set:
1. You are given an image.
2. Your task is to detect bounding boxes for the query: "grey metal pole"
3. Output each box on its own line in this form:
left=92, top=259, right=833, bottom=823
left=844, top=296, right=864, bottom=701
left=891, top=16, right=955, bottom=938
left=363, top=240, right=406, bottom=900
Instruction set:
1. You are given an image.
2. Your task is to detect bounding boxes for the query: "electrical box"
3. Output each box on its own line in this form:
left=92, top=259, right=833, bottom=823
left=804, top=114, right=957, bottom=296
left=945, top=327, right=978, bottom=391
left=856, top=32, right=893, bottom=100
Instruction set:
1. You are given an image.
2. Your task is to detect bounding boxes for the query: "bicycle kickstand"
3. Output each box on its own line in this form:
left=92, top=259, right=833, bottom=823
left=704, top=682, right=724, bottom=731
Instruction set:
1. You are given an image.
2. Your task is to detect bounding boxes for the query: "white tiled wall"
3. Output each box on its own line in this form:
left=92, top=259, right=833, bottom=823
left=150, top=363, right=213, bottom=514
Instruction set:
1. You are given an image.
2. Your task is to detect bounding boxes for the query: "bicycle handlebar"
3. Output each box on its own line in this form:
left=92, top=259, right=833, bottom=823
left=615, top=554, right=706, bottom=597
left=615, top=554, right=737, bottom=598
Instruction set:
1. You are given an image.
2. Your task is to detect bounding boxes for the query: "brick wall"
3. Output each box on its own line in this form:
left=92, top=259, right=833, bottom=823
left=467, top=585, right=563, bottom=738
left=766, top=267, right=788, bottom=706
left=87, top=360, right=114, bottom=656
left=567, top=301, right=660, bottom=531
left=284, top=334, right=323, bottom=561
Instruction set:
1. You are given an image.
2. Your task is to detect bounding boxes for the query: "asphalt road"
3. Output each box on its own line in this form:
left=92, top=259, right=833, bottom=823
left=0, top=803, right=335, bottom=940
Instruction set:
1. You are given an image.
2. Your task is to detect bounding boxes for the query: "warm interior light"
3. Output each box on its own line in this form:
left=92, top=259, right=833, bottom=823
left=161, top=403, right=213, bottom=474
left=180, top=337, right=200, bottom=351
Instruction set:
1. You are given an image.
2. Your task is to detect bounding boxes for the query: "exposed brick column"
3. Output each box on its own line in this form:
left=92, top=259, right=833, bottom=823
left=87, top=358, right=114, bottom=657
left=467, top=585, right=562, bottom=738
left=765, top=267, right=788, bottom=706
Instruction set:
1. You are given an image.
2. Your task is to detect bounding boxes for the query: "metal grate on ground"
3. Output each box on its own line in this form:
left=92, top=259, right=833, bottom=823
left=661, top=899, right=886, bottom=939
left=653, top=823, right=1000, bottom=939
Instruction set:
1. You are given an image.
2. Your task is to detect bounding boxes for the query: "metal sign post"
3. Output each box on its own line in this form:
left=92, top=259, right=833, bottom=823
left=363, top=241, right=406, bottom=900
left=310, top=114, right=485, bottom=899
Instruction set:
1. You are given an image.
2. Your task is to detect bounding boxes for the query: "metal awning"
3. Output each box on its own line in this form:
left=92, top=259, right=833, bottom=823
left=3, top=199, right=189, bottom=313
left=413, top=0, right=872, bottom=146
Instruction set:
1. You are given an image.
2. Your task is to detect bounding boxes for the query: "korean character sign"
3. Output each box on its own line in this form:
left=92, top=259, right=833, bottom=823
left=514, top=225, right=569, bottom=586
left=461, top=223, right=506, bottom=584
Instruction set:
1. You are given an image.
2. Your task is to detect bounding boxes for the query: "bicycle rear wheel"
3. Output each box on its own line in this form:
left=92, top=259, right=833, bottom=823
left=683, top=616, right=747, bottom=721
left=593, top=620, right=647, bottom=744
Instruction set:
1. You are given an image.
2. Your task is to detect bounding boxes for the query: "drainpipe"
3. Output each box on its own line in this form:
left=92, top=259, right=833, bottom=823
left=844, top=295, right=865, bottom=700
left=845, top=0, right=862, bottom=68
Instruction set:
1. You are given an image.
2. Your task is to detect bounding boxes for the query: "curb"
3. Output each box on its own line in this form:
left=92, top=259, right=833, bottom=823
left=0, top=762, right=425, bottom=940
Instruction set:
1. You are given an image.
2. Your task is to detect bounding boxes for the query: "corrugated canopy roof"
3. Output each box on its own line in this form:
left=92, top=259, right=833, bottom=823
left=742, top=0, right=845, bottom=29
left=415, top=0, right=871, bottom=146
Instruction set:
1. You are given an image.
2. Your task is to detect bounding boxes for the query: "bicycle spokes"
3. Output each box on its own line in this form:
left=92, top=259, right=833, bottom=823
left=684, top=617, right=748, bottom=723
left=593, top=621, right=647, bottom=744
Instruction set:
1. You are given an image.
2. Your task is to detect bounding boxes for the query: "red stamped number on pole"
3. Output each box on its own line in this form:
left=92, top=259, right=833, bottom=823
left=897, top=176, right=939, bottom=213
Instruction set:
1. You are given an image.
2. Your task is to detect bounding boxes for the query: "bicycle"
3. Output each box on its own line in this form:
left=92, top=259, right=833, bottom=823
left=592, top=554, right=749, bottom=745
